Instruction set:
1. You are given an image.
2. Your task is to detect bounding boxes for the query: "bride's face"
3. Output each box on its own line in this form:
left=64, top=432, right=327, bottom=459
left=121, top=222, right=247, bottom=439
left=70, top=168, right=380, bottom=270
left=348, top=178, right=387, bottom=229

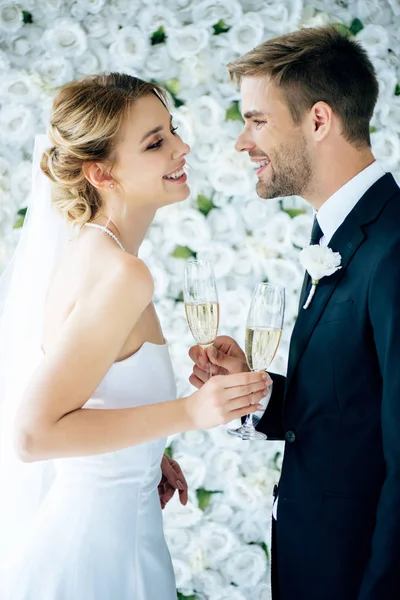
left=111, top=94, right=191, bottom=209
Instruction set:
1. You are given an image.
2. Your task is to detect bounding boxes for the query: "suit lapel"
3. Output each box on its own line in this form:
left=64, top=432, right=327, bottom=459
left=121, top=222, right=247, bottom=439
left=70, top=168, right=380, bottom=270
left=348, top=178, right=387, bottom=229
left=286, top=173, right=399, bottom=395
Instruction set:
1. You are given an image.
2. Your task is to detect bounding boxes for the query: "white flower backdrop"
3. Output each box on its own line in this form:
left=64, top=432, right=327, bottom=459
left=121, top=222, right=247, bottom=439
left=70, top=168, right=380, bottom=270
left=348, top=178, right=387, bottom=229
left=0, top=0, right=399, bottom=598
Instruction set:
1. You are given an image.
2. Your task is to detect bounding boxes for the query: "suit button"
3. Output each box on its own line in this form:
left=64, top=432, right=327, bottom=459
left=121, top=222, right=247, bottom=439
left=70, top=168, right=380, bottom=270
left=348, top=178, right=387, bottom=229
left=285, top=430, right=296, bottom=443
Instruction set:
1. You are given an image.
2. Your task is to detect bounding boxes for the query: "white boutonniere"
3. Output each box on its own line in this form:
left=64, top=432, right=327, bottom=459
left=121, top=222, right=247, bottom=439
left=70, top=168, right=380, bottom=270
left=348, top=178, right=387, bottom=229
left=299, top=245, right=342, bottom=309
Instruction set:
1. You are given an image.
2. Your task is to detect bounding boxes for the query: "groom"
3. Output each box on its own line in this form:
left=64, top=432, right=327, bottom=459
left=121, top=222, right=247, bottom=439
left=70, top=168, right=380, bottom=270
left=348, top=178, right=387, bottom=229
left=189, top=26, right=400, bottom=600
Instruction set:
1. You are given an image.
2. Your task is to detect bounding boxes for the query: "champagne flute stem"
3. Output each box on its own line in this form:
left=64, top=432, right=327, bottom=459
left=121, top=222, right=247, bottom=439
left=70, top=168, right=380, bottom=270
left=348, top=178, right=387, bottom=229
left=243, top=413, right=254, bottom=428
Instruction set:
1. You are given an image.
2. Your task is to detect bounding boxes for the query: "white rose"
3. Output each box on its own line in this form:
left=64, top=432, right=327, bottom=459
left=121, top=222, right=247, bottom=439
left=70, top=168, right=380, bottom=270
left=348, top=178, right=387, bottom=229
left=164, top=527, right=193, bottom=555
left=137, top=5, right=178, bottom=32
left=388, top=0, right=400, bottom=15
left=260, top=0, right=303, bottom=34
left=210, top=588, right=248, bottom=600
left=0, top=104, right=35, bottom=144
left=219, top=287, right=253, bottom=329
left=74, top=42, right=109, bottom=75
left=0, top=3, right=22, bottom=33
left=171, top=557, right=195, bottom=594
left=193, top=570, right=226, bottom=599
left=231, top=507, right=272, bottom=544
left=70, top=2, right=88, bottom=20
left=264, top=258, right=304, bottom=292
left=179, top=54, right=212, bottom=92
left=169, top=208, right=212, bottom=250
left=11, top=161, right=32, bottom=207
left=377, top=97, right=400, bottom=134
left=299, top=245, right=342, bottom=282
left=226, top=477, right=266, bottom=511
left=300, top=6, right=331, bottom=27
left=189, top=96, right=226, bottom=133
left=106, top=0, right=140, bottom=18
left=172, top=453, right=206, bottom=490
left=210, top=151, right=254, bottom=197
left=82, top=14, right=119, bottom=41
left=0, top=71, right=41, bottom=105
left=203, top=39, right=239, bottom=85
left=37, top=56, right=74, bottom=88
left=163, top=494, right=203, bottom=528
left=205, top=495, right=235, bottom=524
left=228, top=12, right=265, bottom=55
left=144, top=45, right=178, bottom=81
left=239, top=196, right=281, bottom=232
left=109, top=27, right=149, bottom=69
left=195, top=241, right=236, bottom=278
left=42, top=19, right=87, bottom=57
left=192, top=0, right=242, bottom=27
left=289, top=214, right=314, bottom=248
left=8, top=25, right=44, bottom=67
left=167, top=25, right=209, bottom=60
left=172, top=430, right=211, bottom=458
left=199, top=522, right=239, bottom=568
left=240, top=0, right=266, bottom=10
left=208, top=205, right=246, bottom=243
left=356, top=24, right=390, bottom=58
left=170, top=105, right=197, bottom=148
left=146, top=261, right=170, bottom=301
left=356, top=0, right=393, bottom=25
left=202, top=447, right=242, bottom=491
left=223, top=543, right=267, bottom=587
left=81, top=0, right=107, bottom=14
left=371, top=129, right=400, bottom=172
left=243, top=582, right=272, bottom=600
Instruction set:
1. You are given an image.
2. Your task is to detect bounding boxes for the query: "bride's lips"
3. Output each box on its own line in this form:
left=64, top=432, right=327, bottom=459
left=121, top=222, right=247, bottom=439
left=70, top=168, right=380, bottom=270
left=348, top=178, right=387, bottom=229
left=163, top=162, right=187, bottom=184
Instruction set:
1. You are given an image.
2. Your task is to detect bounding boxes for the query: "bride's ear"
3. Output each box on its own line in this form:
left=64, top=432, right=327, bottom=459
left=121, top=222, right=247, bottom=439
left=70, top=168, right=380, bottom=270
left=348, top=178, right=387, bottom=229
left=82, top=162, right=114, bottom=191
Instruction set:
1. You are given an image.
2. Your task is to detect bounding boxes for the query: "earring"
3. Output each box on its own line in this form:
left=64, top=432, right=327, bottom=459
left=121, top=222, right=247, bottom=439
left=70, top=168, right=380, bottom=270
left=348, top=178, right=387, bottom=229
left=110, top=183, right=114, bottom=188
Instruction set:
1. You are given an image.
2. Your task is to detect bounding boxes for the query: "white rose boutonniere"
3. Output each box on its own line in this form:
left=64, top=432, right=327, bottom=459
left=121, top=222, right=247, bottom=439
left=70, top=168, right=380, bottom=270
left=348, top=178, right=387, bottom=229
left=299, top=246, right=342, bottom=309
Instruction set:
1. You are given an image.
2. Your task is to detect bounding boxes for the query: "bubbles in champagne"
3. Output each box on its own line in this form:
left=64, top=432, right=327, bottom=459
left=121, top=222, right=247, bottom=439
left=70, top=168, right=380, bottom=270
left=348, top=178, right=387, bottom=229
left=245, top=327, right=282, bottom=371
left=185, top=302, right=219, bottom=347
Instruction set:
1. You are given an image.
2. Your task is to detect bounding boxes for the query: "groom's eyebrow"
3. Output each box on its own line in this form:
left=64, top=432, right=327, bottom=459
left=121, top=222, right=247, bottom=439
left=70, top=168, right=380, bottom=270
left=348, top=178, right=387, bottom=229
left=243, top=110, right=268, bottom=120
left=140, top=115, right=174, bottom=143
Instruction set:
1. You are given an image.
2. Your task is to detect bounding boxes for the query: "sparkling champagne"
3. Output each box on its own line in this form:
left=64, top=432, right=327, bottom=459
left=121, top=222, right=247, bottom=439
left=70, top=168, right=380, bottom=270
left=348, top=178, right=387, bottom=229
left=245, top=326, right=282, bottom=371
left=184, top=302, right=219, bottom=347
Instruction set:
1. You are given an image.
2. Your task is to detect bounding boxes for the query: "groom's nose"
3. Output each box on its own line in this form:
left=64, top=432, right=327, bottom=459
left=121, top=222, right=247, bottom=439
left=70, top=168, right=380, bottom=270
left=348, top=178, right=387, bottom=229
left=235, top=127, right=256, bottom=153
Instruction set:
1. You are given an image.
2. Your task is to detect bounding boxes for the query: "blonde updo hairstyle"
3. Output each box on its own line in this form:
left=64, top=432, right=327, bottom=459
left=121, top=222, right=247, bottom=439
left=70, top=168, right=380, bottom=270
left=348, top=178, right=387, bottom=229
left=40, top=73, right=167, bottom=227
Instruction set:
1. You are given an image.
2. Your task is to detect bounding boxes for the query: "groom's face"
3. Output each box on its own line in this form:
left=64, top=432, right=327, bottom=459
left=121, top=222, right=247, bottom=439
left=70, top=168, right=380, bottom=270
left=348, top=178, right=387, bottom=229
left=236, top=75, right=312, bottom=199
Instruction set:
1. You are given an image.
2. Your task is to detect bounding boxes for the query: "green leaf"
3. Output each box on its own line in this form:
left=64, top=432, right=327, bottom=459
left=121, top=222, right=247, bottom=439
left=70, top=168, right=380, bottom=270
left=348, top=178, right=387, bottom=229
left=226, top=100, right=243, bottom=122
left=282, top=208, right=306, bottom=219
left=331, top=23, right=351, bottom=38
left=349, top=18, right=363, bottom=36
left=176, top=291, right=184, bottom=303
left=151, top=25, right=167, bottom=45
left=17, top=207, right=27, bottom=217
left=213, top=19, right=231, bottom=35
left=165, top=79, right=180, bottom=96
left=13, top=216, right=25, bottom=229
left=196, top=488, right=222, bottom=511
left=22, top=10, right=33, bottom=24
left=369, top=126, right=377, bottom=134
left=197, top=194, right=215, bottom=216
left=249, top=541, right=270, bottom=562
left=177, top=593, right=197, bottom=600
left=172, top=245, right=197, bottom=259
left=164, top=446, right=173, bottom=458
left=395, top=83, right=400, bottom=96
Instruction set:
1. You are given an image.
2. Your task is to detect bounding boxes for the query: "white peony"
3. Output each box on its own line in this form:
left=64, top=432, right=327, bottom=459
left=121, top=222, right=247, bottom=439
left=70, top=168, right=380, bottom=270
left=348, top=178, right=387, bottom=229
left=227, top=12, right=265, bottom=55
left=166, top=25, right=210, bottom=60
left=223, top=543, right=268, bottom=587
left=42, top=19, right=88, bottom=57
left=0, top=3, right=22, bottom=33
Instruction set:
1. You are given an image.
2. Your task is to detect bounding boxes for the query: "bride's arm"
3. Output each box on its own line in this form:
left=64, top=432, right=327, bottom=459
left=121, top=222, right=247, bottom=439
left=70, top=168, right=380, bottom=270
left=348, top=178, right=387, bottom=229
left=15, top=254, right=266, bottom=462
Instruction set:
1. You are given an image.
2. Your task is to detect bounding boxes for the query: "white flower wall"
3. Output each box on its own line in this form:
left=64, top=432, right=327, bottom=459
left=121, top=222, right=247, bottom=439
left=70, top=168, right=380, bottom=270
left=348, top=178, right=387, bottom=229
left=0, top=1, right=399, bottom=598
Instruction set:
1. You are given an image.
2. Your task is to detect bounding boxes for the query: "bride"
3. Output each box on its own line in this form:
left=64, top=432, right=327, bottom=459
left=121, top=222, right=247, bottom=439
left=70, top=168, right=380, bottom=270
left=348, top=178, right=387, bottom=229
left=0, top=73, right=267, bottom=600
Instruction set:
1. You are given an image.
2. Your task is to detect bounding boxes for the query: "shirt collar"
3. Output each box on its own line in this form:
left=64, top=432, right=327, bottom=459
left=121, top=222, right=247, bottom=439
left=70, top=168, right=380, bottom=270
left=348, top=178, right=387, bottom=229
left=316, top=161, right=386, bottom=245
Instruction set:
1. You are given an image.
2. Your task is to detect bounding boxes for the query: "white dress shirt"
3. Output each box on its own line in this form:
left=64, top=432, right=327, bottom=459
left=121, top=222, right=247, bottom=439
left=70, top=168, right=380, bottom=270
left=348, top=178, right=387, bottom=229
left=272, top=160, right=385, bottom=520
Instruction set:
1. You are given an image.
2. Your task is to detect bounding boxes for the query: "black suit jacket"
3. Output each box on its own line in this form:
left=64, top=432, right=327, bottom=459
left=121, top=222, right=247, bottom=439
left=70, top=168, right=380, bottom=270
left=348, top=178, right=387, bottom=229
left=257, top=173, right=400, bottom=600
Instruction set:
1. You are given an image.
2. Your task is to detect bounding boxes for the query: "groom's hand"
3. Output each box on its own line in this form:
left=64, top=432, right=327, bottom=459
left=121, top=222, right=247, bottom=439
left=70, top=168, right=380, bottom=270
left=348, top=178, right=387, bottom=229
left=189, top=335, right=250, bottom=389
left=158, top=454, right=188, bottom=510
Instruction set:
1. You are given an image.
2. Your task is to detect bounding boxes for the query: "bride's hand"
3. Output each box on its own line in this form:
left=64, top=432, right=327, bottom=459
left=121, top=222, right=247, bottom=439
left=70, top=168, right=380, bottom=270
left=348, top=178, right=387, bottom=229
left=158, top=454, right=188, bottom=510
left=184, top=370, right=269, bottom=430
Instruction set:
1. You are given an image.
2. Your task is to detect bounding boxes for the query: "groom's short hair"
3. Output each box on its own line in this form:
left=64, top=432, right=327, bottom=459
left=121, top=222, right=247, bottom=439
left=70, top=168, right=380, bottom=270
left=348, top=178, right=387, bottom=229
left=228, top=26, right=379, bottom=149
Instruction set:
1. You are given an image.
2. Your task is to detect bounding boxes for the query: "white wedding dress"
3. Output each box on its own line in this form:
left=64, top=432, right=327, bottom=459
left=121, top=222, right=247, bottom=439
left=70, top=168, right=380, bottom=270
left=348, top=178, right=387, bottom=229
left=3, top=342, right=178, bottom=600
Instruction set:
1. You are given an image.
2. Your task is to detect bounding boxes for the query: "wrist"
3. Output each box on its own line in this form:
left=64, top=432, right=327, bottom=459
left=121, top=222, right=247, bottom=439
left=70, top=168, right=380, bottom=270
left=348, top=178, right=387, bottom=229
left=177, top=396, right=195, bottom=432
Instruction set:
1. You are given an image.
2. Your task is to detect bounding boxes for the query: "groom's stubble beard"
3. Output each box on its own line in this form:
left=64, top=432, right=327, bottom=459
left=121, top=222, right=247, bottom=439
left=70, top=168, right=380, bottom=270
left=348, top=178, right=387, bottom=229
left=256, top=131, right=313, bottom=200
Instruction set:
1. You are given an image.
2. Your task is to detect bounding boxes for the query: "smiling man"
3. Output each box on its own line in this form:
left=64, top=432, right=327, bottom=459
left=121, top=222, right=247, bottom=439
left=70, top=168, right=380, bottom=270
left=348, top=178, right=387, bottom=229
left=189, top=26, right=400, bottom=600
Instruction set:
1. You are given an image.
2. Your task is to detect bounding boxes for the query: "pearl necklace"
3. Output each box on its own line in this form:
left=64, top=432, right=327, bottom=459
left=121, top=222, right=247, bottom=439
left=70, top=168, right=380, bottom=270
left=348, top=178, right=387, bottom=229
left=84, top=223, right=126, bottom=252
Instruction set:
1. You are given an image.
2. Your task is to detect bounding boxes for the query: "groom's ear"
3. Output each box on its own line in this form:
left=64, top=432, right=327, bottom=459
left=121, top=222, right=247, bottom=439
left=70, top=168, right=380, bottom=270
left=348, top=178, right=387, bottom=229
left=308, top=101, right=333, bottom=142
left=82, top=162, right=114, bottom=191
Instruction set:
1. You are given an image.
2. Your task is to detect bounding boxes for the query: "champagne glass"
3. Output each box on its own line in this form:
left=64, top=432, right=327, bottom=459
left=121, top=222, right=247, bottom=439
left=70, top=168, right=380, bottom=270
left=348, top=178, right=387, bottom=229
left=228, top=282, right=285, bottom=440
left=183, top=260, right=219, bottom=376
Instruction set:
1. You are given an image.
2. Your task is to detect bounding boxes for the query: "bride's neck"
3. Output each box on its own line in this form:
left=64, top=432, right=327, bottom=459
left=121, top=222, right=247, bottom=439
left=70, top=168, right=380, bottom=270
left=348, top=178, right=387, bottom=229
left=92, top=205, right=156, bottom=256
